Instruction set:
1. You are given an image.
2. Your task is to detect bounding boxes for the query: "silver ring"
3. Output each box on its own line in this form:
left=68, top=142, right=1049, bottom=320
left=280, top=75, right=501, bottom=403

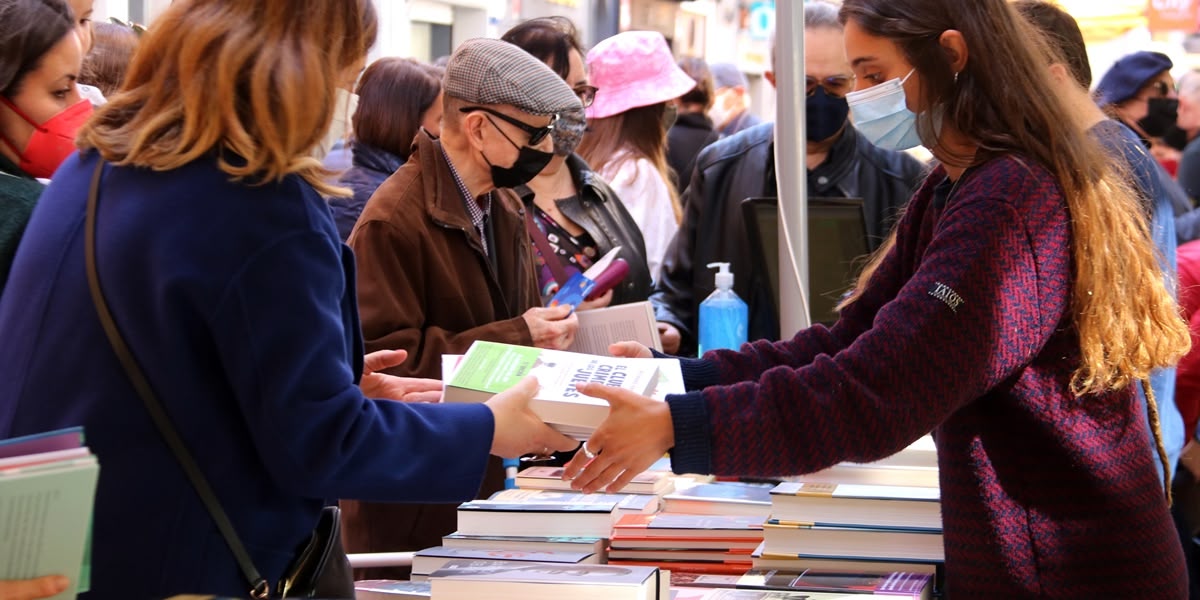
left=581, top=441, right=596, bottom=459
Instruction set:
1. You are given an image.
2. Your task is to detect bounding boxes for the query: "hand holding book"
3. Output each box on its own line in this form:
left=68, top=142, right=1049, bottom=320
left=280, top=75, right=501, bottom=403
left=561, top=381, right=676, bottom=494
left=485, top=376, right=579, bottom=459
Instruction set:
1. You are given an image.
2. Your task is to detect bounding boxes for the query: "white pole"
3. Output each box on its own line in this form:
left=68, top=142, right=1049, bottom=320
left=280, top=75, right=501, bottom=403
left=774, top=1, right=810, bottom=338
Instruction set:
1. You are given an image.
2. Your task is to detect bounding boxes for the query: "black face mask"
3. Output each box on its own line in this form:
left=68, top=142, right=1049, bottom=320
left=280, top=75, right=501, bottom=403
left=483, top=145, right=555, bottom=189
left=807, top=86, right=849, bottom=142
left=1137, top=97, right=1180, bottom=138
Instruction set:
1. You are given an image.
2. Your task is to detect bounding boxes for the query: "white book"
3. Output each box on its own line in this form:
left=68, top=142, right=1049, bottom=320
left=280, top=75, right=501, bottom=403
left=569, top=301, right=663, bottom=355
left=442, top=341, right=673, bottom=438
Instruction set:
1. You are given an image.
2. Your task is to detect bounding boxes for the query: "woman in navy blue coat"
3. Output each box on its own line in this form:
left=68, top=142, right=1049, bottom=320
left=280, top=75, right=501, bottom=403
left=0, top=1, right=574, bottom=598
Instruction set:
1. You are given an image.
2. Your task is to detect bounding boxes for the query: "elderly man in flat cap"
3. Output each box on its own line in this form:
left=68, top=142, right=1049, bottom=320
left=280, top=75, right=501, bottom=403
left=344, top=38, right=583, bottom=578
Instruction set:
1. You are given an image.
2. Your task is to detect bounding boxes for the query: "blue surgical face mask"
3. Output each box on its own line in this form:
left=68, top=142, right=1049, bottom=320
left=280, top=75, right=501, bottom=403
left=846, top=69, right=923, bottom=151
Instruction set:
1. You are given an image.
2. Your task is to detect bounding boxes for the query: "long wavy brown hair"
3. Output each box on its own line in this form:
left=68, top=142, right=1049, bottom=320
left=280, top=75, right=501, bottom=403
left=577, top=102, right=682, bottom=223
left=77, top=0, right=377, bottom=196
left=837, top=0, right=1189, bottom=480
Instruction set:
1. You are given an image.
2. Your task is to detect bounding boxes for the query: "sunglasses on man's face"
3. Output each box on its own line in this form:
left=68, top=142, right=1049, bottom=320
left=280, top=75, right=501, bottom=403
left=459, top=106, right=558, bottom=146
left=806, top=75, right=855, bottom=99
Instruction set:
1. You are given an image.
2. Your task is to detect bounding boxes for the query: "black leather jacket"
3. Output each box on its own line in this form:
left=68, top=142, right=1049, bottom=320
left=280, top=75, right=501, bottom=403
left=651, top=122, right=927, bottom=356
left=527, top=154, right=654, bottom=305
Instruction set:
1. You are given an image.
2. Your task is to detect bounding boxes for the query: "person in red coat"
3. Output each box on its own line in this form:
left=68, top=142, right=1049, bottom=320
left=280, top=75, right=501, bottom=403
left=562, top=0, right=1193, bottom=597
left=1177, top=240, right=1200, bottom=441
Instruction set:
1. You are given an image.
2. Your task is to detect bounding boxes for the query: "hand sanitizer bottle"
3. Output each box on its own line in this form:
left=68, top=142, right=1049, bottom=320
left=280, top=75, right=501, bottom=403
left=698, top=262, right=748, bottom=354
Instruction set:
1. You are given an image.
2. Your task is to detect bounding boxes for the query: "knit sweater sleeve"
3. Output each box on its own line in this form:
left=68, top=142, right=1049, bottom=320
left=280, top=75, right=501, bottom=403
left=669, top=169, right=1060, bottom=476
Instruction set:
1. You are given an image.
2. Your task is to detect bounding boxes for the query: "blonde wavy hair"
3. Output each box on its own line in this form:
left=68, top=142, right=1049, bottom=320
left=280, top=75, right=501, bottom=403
left=838, top=0, right=1190, bottom=489
left=77, top=0, right=377, bottom=197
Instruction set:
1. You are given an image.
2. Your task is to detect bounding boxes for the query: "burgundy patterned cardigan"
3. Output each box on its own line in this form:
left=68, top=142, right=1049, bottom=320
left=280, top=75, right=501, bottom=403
left=665, top=155, right=1186, bottom=598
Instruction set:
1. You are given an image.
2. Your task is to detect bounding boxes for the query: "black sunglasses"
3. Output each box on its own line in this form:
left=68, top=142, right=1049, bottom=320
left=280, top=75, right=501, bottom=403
left=459, top=106, right=558, bottom=146
left=805, top=75, right=855, bottom=99
left=573, top=84, right=599, bottom=108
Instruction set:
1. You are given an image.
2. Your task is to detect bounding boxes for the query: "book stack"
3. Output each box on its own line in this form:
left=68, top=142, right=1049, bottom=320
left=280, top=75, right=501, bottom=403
left=0, top=428, right=99, bottom=600
left=606, top=513, right=764, bottom=575
left=442, top=341, right=684, bottom=440
left=756, top=480, right=943, bottom=576
left=427, top=559, right=663, bottom=600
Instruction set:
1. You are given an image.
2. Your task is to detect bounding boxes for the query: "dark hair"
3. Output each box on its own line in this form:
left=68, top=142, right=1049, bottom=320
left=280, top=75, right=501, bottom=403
left=1011, top=0, right=1091, bottom=88
left=577, top=102, right=681, bottom=222
left=677, top=56, right=713, bottom=108
left=0, top=0, right=75, bottom=96
left=80, top=21, right=140, bottom=97
left=352, top=57, right=442, bottom=159
left=501, top=16, right=585, bottom=81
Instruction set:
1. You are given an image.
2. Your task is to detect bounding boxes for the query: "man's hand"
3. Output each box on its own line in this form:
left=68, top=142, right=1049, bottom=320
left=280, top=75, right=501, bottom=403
left=360, top=349, right=443, bottom=402
left=656, top=322, right=681, bottom=354
left=523, top=304, right=579, bottom=350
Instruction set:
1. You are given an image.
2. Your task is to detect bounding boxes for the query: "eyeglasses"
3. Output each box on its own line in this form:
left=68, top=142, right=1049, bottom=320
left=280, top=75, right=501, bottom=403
left=573, top=84, right=598, bottom=108
left=459, top=106, right=558, bottom=145
left=806, top=75, right=855, bottom=99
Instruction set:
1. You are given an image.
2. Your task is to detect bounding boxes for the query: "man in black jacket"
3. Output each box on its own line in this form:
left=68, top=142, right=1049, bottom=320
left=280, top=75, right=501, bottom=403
left=651, top=2, right=927, bottom=356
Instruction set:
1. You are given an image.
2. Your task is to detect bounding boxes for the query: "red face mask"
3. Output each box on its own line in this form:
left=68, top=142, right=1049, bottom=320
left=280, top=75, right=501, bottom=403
left=0, top=96, right=92, bottom=179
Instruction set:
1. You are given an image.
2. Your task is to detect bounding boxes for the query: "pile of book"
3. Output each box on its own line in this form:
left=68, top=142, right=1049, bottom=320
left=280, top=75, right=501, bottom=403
left=0, top=427, right=99, bottom=600
left=607, top=513, right=764, bottom=575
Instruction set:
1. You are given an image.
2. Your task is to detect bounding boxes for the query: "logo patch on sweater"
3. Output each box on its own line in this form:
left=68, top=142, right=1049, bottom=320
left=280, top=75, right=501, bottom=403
left=928, top=282, right=964, bottom=313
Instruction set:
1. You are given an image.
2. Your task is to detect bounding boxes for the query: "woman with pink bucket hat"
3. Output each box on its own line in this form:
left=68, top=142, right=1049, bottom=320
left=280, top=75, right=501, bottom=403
left=577, top=30, right=696, bottom=280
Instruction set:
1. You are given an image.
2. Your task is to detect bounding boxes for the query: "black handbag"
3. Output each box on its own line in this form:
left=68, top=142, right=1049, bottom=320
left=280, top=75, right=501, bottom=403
left=84, top=159, right=355, bottom=599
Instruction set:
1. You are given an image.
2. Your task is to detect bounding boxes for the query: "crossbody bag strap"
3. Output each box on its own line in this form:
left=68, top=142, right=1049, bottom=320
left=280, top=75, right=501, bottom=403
left=84, top=159, right=271, bottom=600
left=523, top=205, right=571, bottom=286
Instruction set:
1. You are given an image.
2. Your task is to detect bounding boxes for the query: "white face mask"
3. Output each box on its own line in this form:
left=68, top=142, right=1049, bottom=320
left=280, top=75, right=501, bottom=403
left=709, top=89, right=738, bottom=129
left=846, top=69, right=923, bottom=151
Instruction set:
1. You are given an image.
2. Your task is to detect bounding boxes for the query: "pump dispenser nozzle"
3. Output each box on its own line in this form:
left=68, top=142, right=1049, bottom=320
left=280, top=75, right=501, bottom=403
left=707, top=262, right=734, bottom=290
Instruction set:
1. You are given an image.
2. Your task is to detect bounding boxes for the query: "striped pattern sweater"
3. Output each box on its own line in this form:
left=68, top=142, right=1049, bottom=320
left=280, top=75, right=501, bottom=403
left=666, top=156, right=1186, bottom=598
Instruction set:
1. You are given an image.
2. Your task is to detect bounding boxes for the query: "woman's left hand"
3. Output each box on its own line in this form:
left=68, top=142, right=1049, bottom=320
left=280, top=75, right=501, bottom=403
left=360, top=349, right=443, bottom=402
left=561, top=382, right=675, bottom=493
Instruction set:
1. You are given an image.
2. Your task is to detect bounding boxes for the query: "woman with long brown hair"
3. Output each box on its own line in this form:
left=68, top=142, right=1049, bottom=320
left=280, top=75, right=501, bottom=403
left=577, top=30, right=695, bottom=280
left=0, top=0, right=573, bottom=597
left=563, top=0, right=1192, bottom=596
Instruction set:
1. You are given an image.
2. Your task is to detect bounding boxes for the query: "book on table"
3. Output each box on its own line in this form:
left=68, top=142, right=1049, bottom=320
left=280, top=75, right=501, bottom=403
left=569, top=301, right=663, bottom=355
left=787, top=462, right=939, bottom=489
left=442, top=341, right=679, bottom=438
left=489, top=487, right=660, bottom=516
left=412, top=545, right=601, bottom=579
left=672, top=587, right=903, bottom=600
left=442, top=532, right=607, bottom=556
left=612, top=513, right=764, bottom=540
left=428, top=559, right=662, bottom=600
left=761, top=521, right=944, bottom=562
left=456, top=499, right=618, bottom=538
left=768, top=482, right=941, bottom=530
left=353, top=579, right=432, bottom=599
left=750, top=542, right=939, bottom=576
left=662, top=482, right=775, bottom=517
left=0, top=427, right=98, bottom=600
left=517, top=465, right=674, bottom=496
left=736, top=569, right=933, bottom=600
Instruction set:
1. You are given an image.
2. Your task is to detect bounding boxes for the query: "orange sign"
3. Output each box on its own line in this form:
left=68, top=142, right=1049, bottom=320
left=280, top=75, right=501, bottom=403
left=1147, top=0, right=1200, bottom=32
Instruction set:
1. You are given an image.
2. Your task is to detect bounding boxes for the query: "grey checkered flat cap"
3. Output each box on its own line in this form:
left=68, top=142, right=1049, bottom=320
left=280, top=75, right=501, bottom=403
left=445, top=38, right=581, bottom=116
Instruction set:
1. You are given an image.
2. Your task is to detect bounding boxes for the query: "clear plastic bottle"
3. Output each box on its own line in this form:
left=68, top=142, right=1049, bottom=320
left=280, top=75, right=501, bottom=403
left=698, top=262, right=748, bottom=354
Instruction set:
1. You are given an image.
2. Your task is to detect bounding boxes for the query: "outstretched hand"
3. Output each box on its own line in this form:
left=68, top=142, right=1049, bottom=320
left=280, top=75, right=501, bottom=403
left=360, top=349, right=444, bottom=402
left=561, top=382, right=675, bottom=494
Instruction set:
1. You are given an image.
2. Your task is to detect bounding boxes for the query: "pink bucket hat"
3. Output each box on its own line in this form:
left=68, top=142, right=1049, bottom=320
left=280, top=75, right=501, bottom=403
left=585, top=31, right=697, bottom=120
